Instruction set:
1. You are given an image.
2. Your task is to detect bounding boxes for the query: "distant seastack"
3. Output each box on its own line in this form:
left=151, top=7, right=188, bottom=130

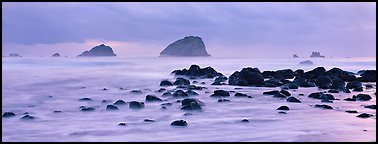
left=159, top=36, right=211, bottom=57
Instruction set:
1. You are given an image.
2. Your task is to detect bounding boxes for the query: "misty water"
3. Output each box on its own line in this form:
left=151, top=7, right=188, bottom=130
left=2, top=57, right=376, bottom=142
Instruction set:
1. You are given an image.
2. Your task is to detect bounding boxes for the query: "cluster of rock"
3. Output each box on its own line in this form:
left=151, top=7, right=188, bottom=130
left=171, top=64, right=224, bottom=79
left=310, top=51, right=325, bottom=58
left=8, top=53, right=22, bottom=57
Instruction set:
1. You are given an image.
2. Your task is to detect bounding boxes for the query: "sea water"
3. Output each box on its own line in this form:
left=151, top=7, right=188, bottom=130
left=2, top=57, right=376, bottom=142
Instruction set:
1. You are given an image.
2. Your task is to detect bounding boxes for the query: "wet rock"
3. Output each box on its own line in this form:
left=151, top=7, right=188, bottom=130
left=263, top=79, right=283, bottom=87
left=186, top=90, right=199, bottom=96
left=355, top=94, right=372, bottom=101
left=201, top=82, right=206, bottom=84
left=314, top=104, right=333, bottom=110
left=315, top=75, right=332, bottom=86
left=212, top=76, right=228, bottom=85
left=79, top=98, right=93, bottom=101
left=234, top=92, right=248, bottom=97
left=345, top=110, right=358, bottom=113
left=157, top=88, right=166, bottom=92
left=330, top=78, right=346, bottom=90
left=218, top=98, right=231, bottom=102
left=170, top=120, right=188, bottom=126
left=241, top=119, right=249, bottom=123
left=53, top=110, right=62, bottom=113
left=364, top=105, right=376, bottom=109
left=365, top=84, right=373, bottom=89
left=277, top=106, right=290, bottom=110
left=327, top=89, right=339, bottom=93
left=321, top=99, right=333, bottom=103
left=299, top=60, right=314, bottom=65
left=171, top=64, right=223, bottom=78
left=162, top=92, right=173, bottom=97
left=353, top=87, right=363, bottom=92
left=80, top=106, right=95, bottom=111
left=180, top=98, right=205, bottom=110
left=287, top=97, right=301, bottom=103
left=358, top=70, right=376, bottom=82
left=343, top=89, right=351, bottom=93
left=130, top=90, right=143, bottom=94
left=343, top=97, right=356, bottom=101
left=114, top=100, right=126, bottom=105
left=326, top=67, right=356, bottom=81
left=263, top=90, right=279, bottom=95
left=118, top=122, right=127, bottom=126
left=273, top=92, right=288, bottom=98
left=173, top=90, right=189, bottom=98
left=187, top=85, right=204, bottom=90
left=184, top=112, right=193, bottom=116
left=318, top=83, right=331, bottom=89
left=145, top=95, right=163, bottom=102
left=298, top=94, right=305, bottom=96
left=283, top=83, right=299, bottom=89
left=228, top=68, right=264, bottom=86
left=173, top=77, right=190, bottom=85
left=2, top=112, right=16, bottom=118
left=129, top=101, right=145, bottom=109
left=144, top=119, right=155, bottom=122
left=161, top=102, right=172, bottom=107
left=160, top=80, right=173, bottom=86
left=21, top=114, right=35, bottom=120
left=280, top=90, right=291, bottom=96
left=106, top=105, right=119, bottom=110
left=357, top=113, right=373, bottom=118
left=210, top=90, right=230, bottom=97
left=161, top=106, right=167, bottom=109
left=278, top=111, right=287, bottom=114
left=346, top=81, right=362, bottom=89
left=103, top=88, right=108, bottom=91
left=308, top=92, right=335, bottom=100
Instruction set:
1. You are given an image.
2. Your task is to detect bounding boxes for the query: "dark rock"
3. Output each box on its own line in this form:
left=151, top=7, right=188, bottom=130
left=181, top=98, right=205, bottom=110
left=353, top=87, right=363, bottom=92
left=78, top=98, right=93, bottom=101
left=365, top=84, right=373, bottom=89
left=345, top=110, right=358, bottom=113
left=321, top=99, right=333, bottom=103
left=228, top=68, right=264, bottom=86
left=21, top=114, right=35, bottom=120
left=218, top=98, right=231, bottom=102
left=280, top=90, right=291, bottom=96
left=278, top=111, right=287, bottom=114
left=210, top=90, right=230, bottom=97
left=355, top=94, right=372, bottom=101
left=103, top=88, right=108, bottom=91
left=77, top=44, right=116, bottom=57
left=326, top=67, right=356, bottom=81
left=343, top=89, right=351, bottom=93
left=193, top=81, right=198, bottom=84
left=170, top=120, right=188, bottom=126
left=283, top=83, right=299, bottom=89
left=187, top=85, right=204, bottom=90
left=287, top=97, right=301, bottom=103
left=114, top=100, right=126, bottom=105
left=263, top=90, right=279, bottom=95
left=160, top=80, right=173, bottom=86
left=275, top=69, right=295, bottom=79
left=161, top=102, right=172, bottom=106
left=161, top=106, right=167, bottom=109
left=171, top=64, right=223, bottom=78
left=212, top=76, right=228, bottom=85
left=277, top=106, right=290, bottom=110
left=80, top=106, right=95, bottom=111
left=314, top=104, right=333, bottom=109
left=118, top=122, right=127, bottom=126
left=201, top=82, right=206, bottom=84
left=298, top=94, right=304, bottom=96
left=52, top=53, right=60, bottom=57
left=241, top=119, right=249, bottom=122
left=357, top=113, right=373, bottom=118
left=274, top=92, right=288, bottom=98
left=343, top=97, right=356, bottom=101
left=364, top=105, right=376, bottom=109
left=173, top=77, right=190, bottom=85
left=160, top=36, right=210, bottom=57
left=130, top=90, right=143, bottom=94
left=263, top=79, right=283, bottom=87
left=184, top=112, right=192, bottom=116
left=327, top=89, right=339, bottom=93
left=157, top=88, right=166, bottom=92
left=2, top=112, right=16, bottom=118
left=346, top=81, right=362, bottom=89
left=173, top=90, right=189, bottom=98
left=106, top=105, right=119, bottom=110
left=293, top=54, right=299, bottom=58
left=129, top=101, right=145, bottom=109
left=318, top=83, right=331, bottom=89
left=8, top=53, right=22, bottom=57
left=308, top=92, right=335, bottom=100
left=234, top=92, right=248, bottom=97
left=144, top=119, right=155, bottom=122
left=315, top=75, right=332, bottom=86
left=162, top=92, right=173, bottom=97
left=330, top=78, right=346, bottom=90
left=359, top=70, right=376, bottom=82
left=186, top=90, right=199, bottom=96
left=145, top=95, right=163, bottom=102
left=53, top=110, right=62, bottom=113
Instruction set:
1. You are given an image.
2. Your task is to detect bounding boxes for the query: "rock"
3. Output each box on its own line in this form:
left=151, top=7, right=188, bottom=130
left=365, top=84, right=373, bottom=89
left=343, top=89, right=351, bottom=93
left=171, top=65, right=223, bottom=78
left=315, top=75, right=332, bottom=87
left=162, top=92, right=173, bottom=97
left=314, top=104, right=333, bottom=109
left=52, top=53, right=60, bottom=57
left=114, top=100, right=126, bottom=105
left=156, top=88, right=166, bottom=92
left=201, top=82, right=206, bottom=84
left=345, top=110, right=358, bottom=113
left=186, top=90, right=199, bottom=96
left=234, top=92, right=248, bottom=97
left=355, top=94, right=372, bottom=101
left=102, top=88, right=108, bottom=91
left=263, top=79, right=283, bottom=87
left=277, top=106, right=290, bottom=110
left=218, top=98, right=231, bottom=102
left=326, top=68, right=356, bottom=81
left=106, top=105, right=119, bottom=110
left=130, top=90, right=143, bottom=94
left=293, top=54, right=299, bottom=58
left=343, top=97, right=356, bottom=101
left=275, top=69, right=295, bottom=79
left=129, top=101, right=145, bottom=109
left=53, top=110, right=62, bottom=113
left=160, top=80, right=173, bottom=86
left=318, top=83, right=331, bottom=89
left=228, top=68, right=264, bottom=86
left=173, top=77, right=190, bottom=85
left=310, top=51, right=325, bottom=58
left=299, top=60, right=314, bottom=65
left=287, top=97, right=301, bottom=103
left=173, top=90, right=189, bottom=98
left=346, top=81, right=362, bottom=89
left=77, top=44, right=116, bottom=57
left=180, top=98, right=205, bottom=110
left=308, top=92, right=335, bottom=100
left=364, top=105, right=376, bottom=109
left=274, top=92, right=288, bottom=98
left=118, top=122, right=127, bottom=126
left=263, top=90, right=279, bottom=95
left=321, top=99, right=333, bottom=103
left=298, top=94, right=304, bottom=96
left=353, top=87, right=363, bottom=92
left=283, top=83, right=299, bottom=89
left=280, top=90, right=291, bottom=96
left=161, top=102, right=172, bottom=107
left=21, top=114, right=35, bottom=120
left=144, top=119, right=155, bottom=122
left=329, top=78, right=346, bottom=90
left=327, top=89, right=339, bottom=93
left=170, top=120, right=188, bottom=126
left=210, top=90, right=230, bottom=97
left=80, top=106, right=95, bottom=111
left=2, top=112, right=16, bottom=118
left=78, top=98, right=93, bottom=101
left=145, top=95, right=163, bottom=102
left=160, top=36, right=210, bottom=57
left=187, top=85, right=205, bottom=90
left=212, top=76, right=228, bottom=85
left=278, top=111, right=287, bottom=114
left=358, top=70, right=376, bottom=82
left=357, top=113, right=373, bottom=118
left=8, top=53, right=22, bottom=57
left=241, top=119, right=249, bottom=122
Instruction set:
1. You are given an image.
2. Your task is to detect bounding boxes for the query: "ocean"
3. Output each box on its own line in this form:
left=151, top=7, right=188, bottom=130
left=2, top=56, right=376, bottom=142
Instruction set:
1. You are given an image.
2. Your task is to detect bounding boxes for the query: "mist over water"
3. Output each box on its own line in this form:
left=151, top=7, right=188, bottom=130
left=2, top=57, right=376, bottom=142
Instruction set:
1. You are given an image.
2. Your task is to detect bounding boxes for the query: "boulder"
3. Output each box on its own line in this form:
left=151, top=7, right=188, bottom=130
left=145, top=95, right=163, bottom=102
left=263, top=90, right=279, bottom=95
left=234, top=92, right=248, bottom=97
left=218, top=98, right=231, bottom=102
left=346, top=81, right=362, bottom=89
left=106, top=105, right=119, bottom=110
left=173, top=90, right=189, bottom=98
left=357, top=113, right=373, bottom=118
left=170, top=120, right=188, bottom=126
left=173, top=77, right=190, bottom=85
left=21, top=114, right=35, bottom=120
left=358, top=70, right=376, bottom=82
left=171, top=65, right=223, bottom=78
left=78, top=98, right=93, bottom=101
left=315, top=75, right=332, bottom=86
left=180, top=98, right=205, bottom=110
left=210, top=90, right=230, bottom=97
left=355, top=94, right=372, bottom=101
left=287, top=97, right=301, bottom=103
left=308, top=92, right=335, bottom=100
left=80, top=106, right=95, bottom=111
left=129, top=101, right=145, bottom=109
left=2, top=112, right=16, bottom=118
left=277, top=106, right=290, bottom=110
left=314, top=104, right=333, bottom=109
left=364, top=105, right=376, bottom=109
left=160, top=80, right=173, bottom=86
left=114, top=100, right=126, bottom=105
left=228, top=68, right=264, bottom=86
left=345, top=110, right=358, bottom=113
left=280, top=90, right=291, bottom=96
left=52, top=53, right=60, bottom=57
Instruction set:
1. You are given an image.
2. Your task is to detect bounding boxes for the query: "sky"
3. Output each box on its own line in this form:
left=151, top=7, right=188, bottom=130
left=2, top=2, right=376, bottom=58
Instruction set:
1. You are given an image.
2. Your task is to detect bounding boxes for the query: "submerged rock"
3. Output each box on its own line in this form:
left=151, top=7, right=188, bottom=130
left=287, top=97, right=301, bottom=103
left=118, top=122, right=127, bottom=126
left=2, top=112, right=16, bottom=118
left=114, top=100, right=126, bottom=105
left=364, top=105, right=376, bottom=109
left=52, top=53, right=61, bottom=57
left=106, top=105, right=119, bottom=110
left=170, top=120, right=188, bottom=126
left=357, top=113, right=373, bottom=118
left=171, top=64, right=223, bottom=78
left=218, top=98, right=231, bottom=102
left=180, top=98, right=205, bottom=110
left=145, top=95, right=163, bottom=102
left=160, top=80, right=173, bottom=86
left=160, top=36, right=210, bottom=57
left=144, top=119, right=156, bottom=122
left=314, top=104, right=333, bottom=110
left=345, top=110, right=358, bottom=113
left=173, top=77, right=190, bottom=85
left=80, top=106, right=95, bottom=111
left=241, top=119, right=249, bottom=123
left=21, top=114, right=35, bottom=120
left=277, top=106, right=290, bottom=110
left=173, top=90, right=189, bottom=98
left=308, top=92, right=335, bottom=100
left=8, top=53, right=22, bottom=57
left=78, top=98, right=93, bottom=101
left=77, top=44, right=116, bottom=57
left=234, top=92, right=248, bottom=97
left=210, top=90, right=230, bottom=97
left=129, top=101, right=145, bottom=109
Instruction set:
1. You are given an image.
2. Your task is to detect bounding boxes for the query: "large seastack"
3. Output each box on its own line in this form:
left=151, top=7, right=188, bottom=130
left=160, top=36, right=211, bottom=57
left=78, top=44, right=116, bottom=57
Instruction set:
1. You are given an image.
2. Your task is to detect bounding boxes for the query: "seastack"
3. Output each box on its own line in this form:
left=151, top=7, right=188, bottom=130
left=78, top=44, right=116, bottom=57
left=160, top=36, right=211, bottom=57
left=310, top=52, right=325, bottom=58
